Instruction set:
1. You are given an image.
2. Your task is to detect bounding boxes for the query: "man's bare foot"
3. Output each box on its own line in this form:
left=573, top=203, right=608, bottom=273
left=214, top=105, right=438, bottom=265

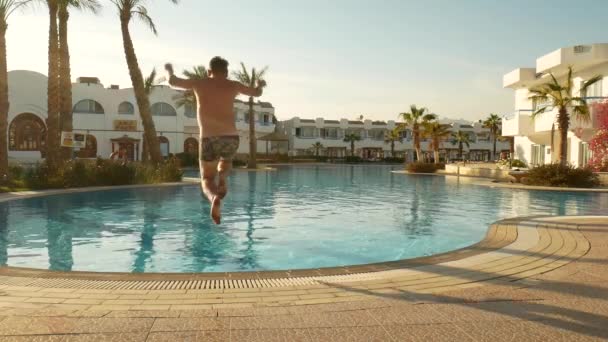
left=210, top=196, right=222, bottom=224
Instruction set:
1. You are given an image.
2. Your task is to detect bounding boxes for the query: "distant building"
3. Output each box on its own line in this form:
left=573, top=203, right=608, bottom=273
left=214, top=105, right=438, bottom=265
left=277, top=117, right=508, bottom=161
left=502, top=43, right=608, bottom=167
left=7, top=70, right=275, bottom=162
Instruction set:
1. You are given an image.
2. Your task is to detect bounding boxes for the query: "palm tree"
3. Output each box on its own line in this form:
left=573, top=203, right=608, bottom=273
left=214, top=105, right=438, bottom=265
left=528, top=67, right=601, bottom=165
left=384, top=127, right=402, bottom=157
left=58, top=0, right=99, bottom=161
left=343, top=133, right=361, bottom=156
left=451, top=130, right=471, bottom=160
left=423, top=121, right=451, bottom=164
left=109, top=0, right=178, bottom=164
left=0, top=0, right=31, bottom=180
left=399, top=105, right=436, bottom=162
left=172, top=65, right=208, bottom=110
left=232, top=62, right=267, bottom=169
left=482, top=113, right=501, bottom=161
left=45, top=0, right=60, bottom=168
left=311, top=142, right=323, bottom=156
left=141, top=68, right=158, bottom=162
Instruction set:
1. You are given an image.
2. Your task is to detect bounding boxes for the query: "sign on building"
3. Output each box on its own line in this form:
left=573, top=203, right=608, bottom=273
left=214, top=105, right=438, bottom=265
left=61, top=132, right=87, bottom=148
left=113, top=120, right=138, bottom=132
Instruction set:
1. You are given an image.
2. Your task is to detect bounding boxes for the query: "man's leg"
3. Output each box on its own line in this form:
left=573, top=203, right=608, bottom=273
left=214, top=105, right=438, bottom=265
left=217, top=159, right=231, bottom=199
left=200, top=159, right=222, bottom=224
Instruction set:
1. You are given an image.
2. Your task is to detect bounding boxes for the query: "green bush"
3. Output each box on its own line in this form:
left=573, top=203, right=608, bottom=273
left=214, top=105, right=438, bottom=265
left=383, top=157, right=405, bottom=164
left=315, top=156, right=328, bottom=162
left=497, top=159, right=527, bottom=169
left=176, top=152, right=198, bottom=167
left=406, top=162, right=439, bottom=173
left=232, top=159, right=247, bottom=167
left=345, top=156, right=362, bottom=163
left=20, top=158, right=183, bottom=190
left=522, top=164, right=600, bottom=188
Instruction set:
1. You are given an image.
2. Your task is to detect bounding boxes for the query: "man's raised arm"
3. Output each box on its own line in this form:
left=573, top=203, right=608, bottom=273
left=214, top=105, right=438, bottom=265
left=234, top=79, right=267, bottom=97
left=165, top=63, right=196, bottom=90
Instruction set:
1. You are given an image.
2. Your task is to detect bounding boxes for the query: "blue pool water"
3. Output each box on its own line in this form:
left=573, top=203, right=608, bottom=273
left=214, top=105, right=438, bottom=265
left=0, top=165, right=606, bottom=273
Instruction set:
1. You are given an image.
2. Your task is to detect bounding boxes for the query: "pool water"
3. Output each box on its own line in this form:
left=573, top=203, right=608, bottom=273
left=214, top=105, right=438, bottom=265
left=0, top=165, right=606, bottom=273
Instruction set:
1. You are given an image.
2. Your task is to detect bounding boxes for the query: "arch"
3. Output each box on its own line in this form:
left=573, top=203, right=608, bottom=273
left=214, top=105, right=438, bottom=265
left=184, top=137, right=198, bottom=155
left=9, top=113, right=46, bottom=151
left=184, top=104, right=196, bottom=118
left=73, top=99, right=105, bottom=114
left=77, top=134, right=97, bottom=158
left=118, top=101, right=134, bottom=115
left=158, top=136, right=170, bottom=157
left=151, top=102, right=177, bottom=116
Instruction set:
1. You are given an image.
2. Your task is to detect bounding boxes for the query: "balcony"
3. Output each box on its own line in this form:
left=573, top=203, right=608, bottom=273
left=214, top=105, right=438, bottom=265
left=503, top=68, right=536, bottom=89
left=502, top=110, right=533, bottom=136
left=536, top=43, right=608, bottom=74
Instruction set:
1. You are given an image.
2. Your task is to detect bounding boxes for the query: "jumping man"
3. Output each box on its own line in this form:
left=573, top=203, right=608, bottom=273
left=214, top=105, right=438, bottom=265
left=165, top=57, right=266, bottom=224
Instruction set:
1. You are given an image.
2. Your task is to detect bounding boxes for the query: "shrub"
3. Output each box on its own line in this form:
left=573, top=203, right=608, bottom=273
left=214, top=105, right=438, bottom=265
left=434, top=163, right=446, bottom=170
left=345, top=156, right=362, bottom=163
left=383, top=157, right=405, bottom=164
left=232, top=159, right=247, bottom=167
left=522, top=164, right=600, bottom=188
left=176, top=152, right=198, bottom=167
left=497, top=159, right=527, bottom=169
left=406, top=162, right=439, bottom=173
left=315, top=156, right=328, bottom=162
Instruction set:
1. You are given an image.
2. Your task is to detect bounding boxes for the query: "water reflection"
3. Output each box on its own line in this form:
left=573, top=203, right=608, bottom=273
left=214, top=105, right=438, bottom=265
left=46, top=197, right=74, bottom=271
left=0, top=204, right=8, bottom=266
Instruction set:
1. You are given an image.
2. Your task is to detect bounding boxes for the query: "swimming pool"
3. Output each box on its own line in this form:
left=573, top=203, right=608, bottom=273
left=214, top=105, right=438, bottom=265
left=0, top=165, right=606, bottom=273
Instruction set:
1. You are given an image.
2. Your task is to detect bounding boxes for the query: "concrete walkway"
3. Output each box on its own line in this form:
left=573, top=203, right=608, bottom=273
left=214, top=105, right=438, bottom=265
left=0, top=217, right=606, bottom=341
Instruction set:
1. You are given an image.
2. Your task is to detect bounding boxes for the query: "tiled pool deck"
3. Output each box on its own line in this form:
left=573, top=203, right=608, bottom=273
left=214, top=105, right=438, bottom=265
left=1, top=188, right=607, bottom=340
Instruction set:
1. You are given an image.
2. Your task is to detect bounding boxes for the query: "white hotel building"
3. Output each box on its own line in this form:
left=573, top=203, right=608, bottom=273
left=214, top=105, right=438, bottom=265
left=7, top=70, right=275, bottom=162
left=278, top=117, right=509, bottom=161
left=503, top=43, right=608, bottom=167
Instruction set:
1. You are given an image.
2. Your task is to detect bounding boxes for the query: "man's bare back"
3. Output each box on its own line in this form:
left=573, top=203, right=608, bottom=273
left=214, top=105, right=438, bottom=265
left=164, top=57, right=266, bottom=224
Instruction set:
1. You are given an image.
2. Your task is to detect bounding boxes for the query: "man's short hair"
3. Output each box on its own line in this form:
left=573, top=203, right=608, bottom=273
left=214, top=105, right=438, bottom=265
left=209, top=56, right=229, bottom=73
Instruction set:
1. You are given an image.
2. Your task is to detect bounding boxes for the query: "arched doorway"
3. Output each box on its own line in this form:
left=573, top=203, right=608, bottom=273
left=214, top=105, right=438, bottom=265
left=184, top=137, right=198, bottom=155
left=77, top=134, right=97, bottom=158
left=9, top=113, right=46, bottom=154
left=158, top=136, right=170, bottom=157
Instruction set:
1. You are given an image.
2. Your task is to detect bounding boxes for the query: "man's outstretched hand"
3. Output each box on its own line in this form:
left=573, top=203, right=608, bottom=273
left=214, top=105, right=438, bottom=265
left=164, top=63, right=174, bottom=76
left=257, top=79, right=267, bottom=88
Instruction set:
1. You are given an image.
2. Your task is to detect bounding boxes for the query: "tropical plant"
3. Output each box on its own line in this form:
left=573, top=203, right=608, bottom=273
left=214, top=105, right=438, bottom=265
left=423, top=121, right=451, bottom=164
left=172, top=65, right=208, bottom=110
left=522, top=163, right=599, bottom=188
left=108, top=0, right=178, bottom=164
left=406, top=162, right=439, bottom=173
left=482, top=113, right=501, bottom=161
left=232, top=62, right=267, bottom=169
left=141, top=68, right=159, bottom=162
left=0, top=0, right=32, bottom=181
left=343, top=133, right=361, bottom=156
left=44, top=0, right=61, bottom=168
left=588, top=101, right=608, bottom=171
left=58, top=0, right=100, bottom=161
left=528, top=67, right=601, bottom=166
left=451, top=130, right=471, bottom=160
left=311, top=142, right=323, bottom=156
left=399, top=105, right=436, bottom=162
left=384, top=127, right=402, bottom=157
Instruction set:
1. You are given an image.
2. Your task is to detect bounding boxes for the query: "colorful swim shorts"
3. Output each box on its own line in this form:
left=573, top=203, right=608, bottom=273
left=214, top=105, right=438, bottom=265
left=200, top=135, right=240, bottom=162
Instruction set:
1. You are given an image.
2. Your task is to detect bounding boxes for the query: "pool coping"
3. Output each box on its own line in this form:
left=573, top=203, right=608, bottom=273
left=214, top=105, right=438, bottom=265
left=391, top=170, right=608, bottom=193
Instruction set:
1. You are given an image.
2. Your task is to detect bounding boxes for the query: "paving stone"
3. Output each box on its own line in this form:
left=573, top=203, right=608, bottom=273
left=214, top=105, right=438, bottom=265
left=150, top=317, right=229, bottom=332
left=229, top=315, right=305, bottom=330
left=63, top=332, right=148, bottom=342
left=230, top=328, right=311, bottom=342
left=0, top=336, right=64, bottom=342
left=146, top=330, right=229, bottom=342
left=365, top=304, right=450, bottom=325
left=71, top=318, right=154, bottom=334
left=306, top=326, right=392, bottom=342
left=104, top=310, right=180, bottom=318
left=383, top=323, right=475, bottom=342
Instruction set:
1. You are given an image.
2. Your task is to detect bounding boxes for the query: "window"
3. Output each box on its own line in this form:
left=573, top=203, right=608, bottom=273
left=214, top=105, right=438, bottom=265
left=9, top=113, right=46, bottom=151
left=73, top=99, right=104, bottom=114
left=579, top=142, right=591, bottom=167
left=584, top=79, right=603, bottom=98
left=151, top=102, right=177, bottom=116
left=77, top=135, right=97, bottom=158
left=118, top=102, right=134, bottom=115
left=184, top=104, right=196, bottom=118
left=184, top=137, right=198, bottom=155
left=263, top=114, right=270, bottom=125
left=531, top=144, right=546, bottom=166
left=158, top=136, right=170, bottom=157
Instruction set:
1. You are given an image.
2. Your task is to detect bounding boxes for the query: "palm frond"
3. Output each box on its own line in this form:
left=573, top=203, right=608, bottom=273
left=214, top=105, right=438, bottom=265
left=571, top=104, right=592, bottom=123
left=132, top=5, right=157, bottom=35
left=566, top=66, right=573, bottom=94
left=580, top=74, right=603, bottom=94
left=143, top=68, right=157, bottom=96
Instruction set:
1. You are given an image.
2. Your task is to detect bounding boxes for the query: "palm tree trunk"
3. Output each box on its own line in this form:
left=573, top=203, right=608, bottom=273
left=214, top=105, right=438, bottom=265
left=492, top=131, right=497, bottom=161
left=58, top=6, right=72, bottom=161
left=120, top=17, right=162, bottom=164
left=390, top=141, right=394, bottom=157
left=350, top=141, right=354, bottom=156
left=46, top=1, right=60, bottom=168
left=0, top=23, right=8, bottom=180
left=557, top=107, right=569, bottom=166
left=459, top=142, right=463, bottom=159
left=247, top=96, right=256, bottom=168
left=413, top=125, right=421, bottom=162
